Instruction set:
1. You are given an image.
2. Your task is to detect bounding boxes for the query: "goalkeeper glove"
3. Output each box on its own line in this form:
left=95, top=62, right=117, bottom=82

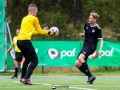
left=48, top=31, right=55, bottom=36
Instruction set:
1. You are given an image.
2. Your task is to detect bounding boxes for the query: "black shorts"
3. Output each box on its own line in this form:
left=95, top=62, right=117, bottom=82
left=77, top=46, right=95, bottom=61
left=17, top=40, right=38, bottom=62
left=15, top=52, right=23, bottom=62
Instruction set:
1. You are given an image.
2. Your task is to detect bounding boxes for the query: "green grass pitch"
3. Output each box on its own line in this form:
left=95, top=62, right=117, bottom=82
left=0, top=76, right=120, bottom=90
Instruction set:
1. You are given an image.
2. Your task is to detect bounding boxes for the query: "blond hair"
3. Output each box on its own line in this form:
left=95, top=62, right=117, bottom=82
left=28, top=4, right=37, bottom=12
left=90, top=11, right=99, bottom=19
left=16, top=29, right=20, bottom=32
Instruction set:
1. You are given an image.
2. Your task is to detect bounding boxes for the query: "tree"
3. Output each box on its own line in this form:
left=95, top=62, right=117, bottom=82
left=73, top=0, right=83, bottom=26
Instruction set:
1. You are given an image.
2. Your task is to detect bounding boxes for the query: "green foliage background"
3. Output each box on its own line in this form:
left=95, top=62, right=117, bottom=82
left=7, top=0, right=120, bottom=40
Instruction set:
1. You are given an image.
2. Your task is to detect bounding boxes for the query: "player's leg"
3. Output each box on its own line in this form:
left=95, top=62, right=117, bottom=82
left=76, top=53, right=92, bottom=77
left=17, top=52, right=25, bottom=78
left=18, top=57, right=25, bottom=73
left=11, top=60, right=19, bottom=79
left=21, top=58, right=30, bottom=78
left=18, top=54, right=25, bottom=73
left=20, top=57, right=25, bottom=69
left=18, top=50, right=30, bottom=79
left=83, top=49, right=96, bottom=84
left=19, top=56, right=30, bottom=84
left=17, top=41, right=30, bottom=83
left=76, top=48, right=96, bottom=84
left=23, top=41, right=38, bottom=81
left=17, top=40, right=38, bottom=85
left=12, top=52, right=22, bottom=79
left=19, top=56, right=29, bottom=79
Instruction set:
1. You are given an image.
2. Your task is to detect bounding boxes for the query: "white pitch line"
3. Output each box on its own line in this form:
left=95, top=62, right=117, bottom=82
left=13, top=81, right=21, bottom=83
left=36, top=83, right=96, bottom=90
left=34, top=83, right=51, bottom=86
left=13, top=81, right=96, bottom=90
left=69, top=86, right=96, bottom=90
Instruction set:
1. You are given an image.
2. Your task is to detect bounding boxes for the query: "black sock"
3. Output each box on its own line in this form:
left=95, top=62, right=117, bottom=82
left=14, top=67, right=18, bottom=77
left=78, top=64, right=86, bottom=74
left=78, top=62, right=92, bottom=77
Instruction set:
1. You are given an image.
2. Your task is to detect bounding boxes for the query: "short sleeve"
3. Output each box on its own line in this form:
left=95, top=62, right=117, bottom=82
left=97, top=29, right=102, bottom=39
left=83, top=23, right=87, bottom=31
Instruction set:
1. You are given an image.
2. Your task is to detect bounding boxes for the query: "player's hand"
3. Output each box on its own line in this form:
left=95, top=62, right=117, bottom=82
left=98, top=50, right=102, bottom=56
left=79, top=33, right=85, bottom=37
left=48, top=31, right=55, bottom=36
left=7, top=49, right=10, bottom=53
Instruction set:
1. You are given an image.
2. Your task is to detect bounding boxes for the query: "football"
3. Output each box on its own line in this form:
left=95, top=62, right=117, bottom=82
left=50, top=26, right=59, bottom=36
left=89, top=51, right=99, bottom=59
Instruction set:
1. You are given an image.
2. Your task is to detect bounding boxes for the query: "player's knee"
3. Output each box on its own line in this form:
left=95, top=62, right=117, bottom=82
left=30, top=59, right=38, bottom=67
left=34, top=59, right=38, bottom=65
left=31, top=59, right=38, bottom=68
left=78, top=56, right=83, bottom=61
left=78, top=55, right=85, bottom=63
left=75, top=60, right=80, bottom=68
left=31, top=56, right=38, bottom=63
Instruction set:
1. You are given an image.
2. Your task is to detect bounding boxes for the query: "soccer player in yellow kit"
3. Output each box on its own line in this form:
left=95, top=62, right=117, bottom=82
left=17, top=4, right=55, bottom=85
left=7, top=29, right=25, bottom=79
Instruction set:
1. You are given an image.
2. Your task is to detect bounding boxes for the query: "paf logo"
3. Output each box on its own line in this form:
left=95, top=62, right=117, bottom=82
left=99, top=48, right=114, bottom=58
left=61, top=48, right=76, bottom=59
left=47, top=48, right=76, bottom=59
left=47, top=48, right=59, bottom=59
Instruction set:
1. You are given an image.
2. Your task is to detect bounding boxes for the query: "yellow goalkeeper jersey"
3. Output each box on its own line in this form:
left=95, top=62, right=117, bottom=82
left=17, top=14, right=48, bottom=40
left=13, top=36, right=21, bottom=52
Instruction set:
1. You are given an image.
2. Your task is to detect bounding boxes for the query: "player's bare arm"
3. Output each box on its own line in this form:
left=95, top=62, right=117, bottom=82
left=7, top=43, right=14, bottom=52
left=98, top=38, right=104, bottom=55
